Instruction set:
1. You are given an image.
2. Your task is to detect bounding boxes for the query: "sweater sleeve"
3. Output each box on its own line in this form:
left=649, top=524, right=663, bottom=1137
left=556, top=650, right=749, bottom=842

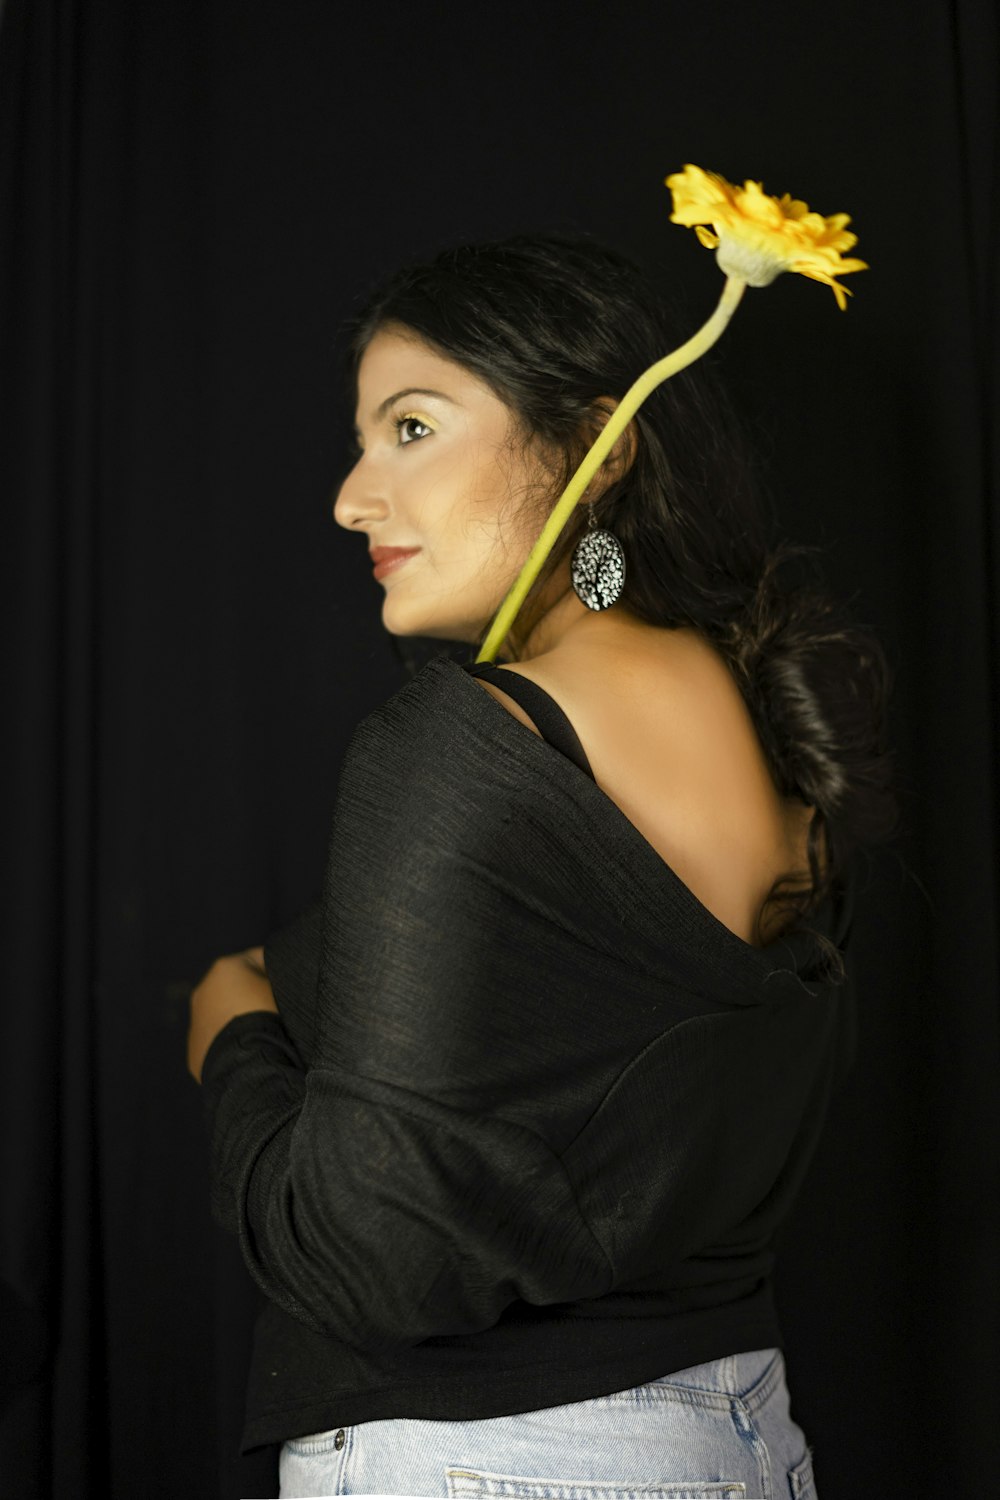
left=197, top=674, right=626, bottom=1355
left=199, top=1009, right=612, bottom=1356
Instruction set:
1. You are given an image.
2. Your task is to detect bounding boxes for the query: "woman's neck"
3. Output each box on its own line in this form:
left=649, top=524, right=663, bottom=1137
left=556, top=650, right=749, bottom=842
left=509, top=571, right=650, bottom=663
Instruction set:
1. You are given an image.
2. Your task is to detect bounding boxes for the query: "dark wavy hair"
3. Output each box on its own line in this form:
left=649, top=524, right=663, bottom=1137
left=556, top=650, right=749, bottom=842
left=340, top=232, right=901, bottom=978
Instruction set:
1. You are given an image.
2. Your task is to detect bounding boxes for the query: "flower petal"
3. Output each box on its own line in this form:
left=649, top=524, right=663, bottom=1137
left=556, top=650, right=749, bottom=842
left=665, top=165, right=867, bottom=307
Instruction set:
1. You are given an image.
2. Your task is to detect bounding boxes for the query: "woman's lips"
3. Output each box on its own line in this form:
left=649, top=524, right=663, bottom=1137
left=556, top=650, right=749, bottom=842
left=371, top=547, right=420, bottom=580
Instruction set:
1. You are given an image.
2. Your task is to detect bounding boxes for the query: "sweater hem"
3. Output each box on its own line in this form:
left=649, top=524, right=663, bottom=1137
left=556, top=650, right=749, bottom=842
left=239, top=1307, right=785, bottom=1455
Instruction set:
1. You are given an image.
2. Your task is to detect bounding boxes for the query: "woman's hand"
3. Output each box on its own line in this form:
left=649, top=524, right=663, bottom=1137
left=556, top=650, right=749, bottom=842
left=187, top=947, right=279, bottom=1085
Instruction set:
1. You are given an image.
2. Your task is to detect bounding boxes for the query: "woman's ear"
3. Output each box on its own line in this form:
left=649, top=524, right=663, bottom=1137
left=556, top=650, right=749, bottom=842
left=584, top=397, right=638, bottom=492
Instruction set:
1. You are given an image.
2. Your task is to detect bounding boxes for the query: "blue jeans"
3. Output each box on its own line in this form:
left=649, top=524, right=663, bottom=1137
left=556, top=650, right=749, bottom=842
left=277, top=1347, right=817, bottom=1499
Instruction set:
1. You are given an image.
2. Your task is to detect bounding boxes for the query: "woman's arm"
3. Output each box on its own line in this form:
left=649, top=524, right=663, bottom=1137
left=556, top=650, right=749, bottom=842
left=187, top=948, right=279, bottom=1085
left=194, top=684, right=620, bottom=1354
left=198, top=1031, right=612, bottom=1355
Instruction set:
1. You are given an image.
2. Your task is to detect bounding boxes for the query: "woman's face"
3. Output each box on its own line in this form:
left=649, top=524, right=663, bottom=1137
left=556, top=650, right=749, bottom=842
left=333, top=325, right=555, bottom=642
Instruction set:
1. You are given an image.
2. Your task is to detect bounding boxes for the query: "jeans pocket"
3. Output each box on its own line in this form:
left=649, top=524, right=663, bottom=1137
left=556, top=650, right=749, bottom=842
left=786, top=1447, right=817, bottom=1500
left=445, top=1473, right=748, bottom=1500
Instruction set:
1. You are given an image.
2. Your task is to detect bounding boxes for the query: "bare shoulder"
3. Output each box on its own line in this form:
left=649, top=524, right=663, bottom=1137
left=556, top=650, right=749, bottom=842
left=485, top=627, right=816, bottom=946
left=514, top=625, right=750, bottom=766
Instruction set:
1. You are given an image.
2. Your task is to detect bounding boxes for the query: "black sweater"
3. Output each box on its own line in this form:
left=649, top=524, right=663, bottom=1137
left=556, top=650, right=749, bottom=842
left=199, top=654, right=858, bottom=1456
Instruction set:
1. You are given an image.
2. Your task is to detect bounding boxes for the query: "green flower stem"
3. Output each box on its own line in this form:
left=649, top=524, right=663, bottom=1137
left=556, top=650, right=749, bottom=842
left=475, top=273, right=748, bottom=663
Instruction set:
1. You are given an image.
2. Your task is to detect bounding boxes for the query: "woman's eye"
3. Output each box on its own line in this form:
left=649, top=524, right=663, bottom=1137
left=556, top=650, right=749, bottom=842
left=395, top=415, right=433, bottom=445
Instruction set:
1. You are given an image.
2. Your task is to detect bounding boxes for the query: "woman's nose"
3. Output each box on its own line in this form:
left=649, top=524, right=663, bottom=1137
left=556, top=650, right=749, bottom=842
left=332, top=464, right=389, bottom=530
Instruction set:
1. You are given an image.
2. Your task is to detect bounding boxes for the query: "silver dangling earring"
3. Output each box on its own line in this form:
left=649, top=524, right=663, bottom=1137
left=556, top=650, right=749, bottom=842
left=570, top=499, right=626, bottom=611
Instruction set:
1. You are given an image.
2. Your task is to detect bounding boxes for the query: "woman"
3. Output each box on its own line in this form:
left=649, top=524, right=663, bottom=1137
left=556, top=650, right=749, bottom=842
left=189, top=233, right=897, bottom=1499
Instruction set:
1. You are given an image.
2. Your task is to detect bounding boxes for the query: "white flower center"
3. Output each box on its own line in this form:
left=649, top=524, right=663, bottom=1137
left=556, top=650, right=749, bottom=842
left=714, top=230, right=787, bottom=287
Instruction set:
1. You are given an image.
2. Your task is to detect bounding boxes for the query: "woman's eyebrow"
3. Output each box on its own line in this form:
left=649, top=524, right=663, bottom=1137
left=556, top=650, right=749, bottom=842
left=353, top=388, right=455, bottom=437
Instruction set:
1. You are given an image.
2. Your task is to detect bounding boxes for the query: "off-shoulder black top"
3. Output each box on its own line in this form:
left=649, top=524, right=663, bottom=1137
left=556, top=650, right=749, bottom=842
left=199, top=653, right=857, bottom=1456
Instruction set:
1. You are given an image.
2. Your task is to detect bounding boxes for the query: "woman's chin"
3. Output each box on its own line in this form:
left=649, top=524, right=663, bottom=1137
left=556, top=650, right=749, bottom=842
left=382, top=608, right=483, bottom=647
left=381, top=597, right=448, bottom=642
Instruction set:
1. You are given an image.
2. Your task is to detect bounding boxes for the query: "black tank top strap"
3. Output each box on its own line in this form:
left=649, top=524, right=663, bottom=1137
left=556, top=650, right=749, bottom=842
left=465, top=661, right=596, bottom=782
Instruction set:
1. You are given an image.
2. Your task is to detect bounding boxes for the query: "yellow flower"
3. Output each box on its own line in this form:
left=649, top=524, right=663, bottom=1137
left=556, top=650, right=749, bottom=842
left=665, top=164, right=868, bottom=310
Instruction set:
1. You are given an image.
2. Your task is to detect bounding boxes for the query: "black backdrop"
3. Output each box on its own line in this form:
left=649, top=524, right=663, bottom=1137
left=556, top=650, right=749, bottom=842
left=1, top=1, right=997, bottom=1497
